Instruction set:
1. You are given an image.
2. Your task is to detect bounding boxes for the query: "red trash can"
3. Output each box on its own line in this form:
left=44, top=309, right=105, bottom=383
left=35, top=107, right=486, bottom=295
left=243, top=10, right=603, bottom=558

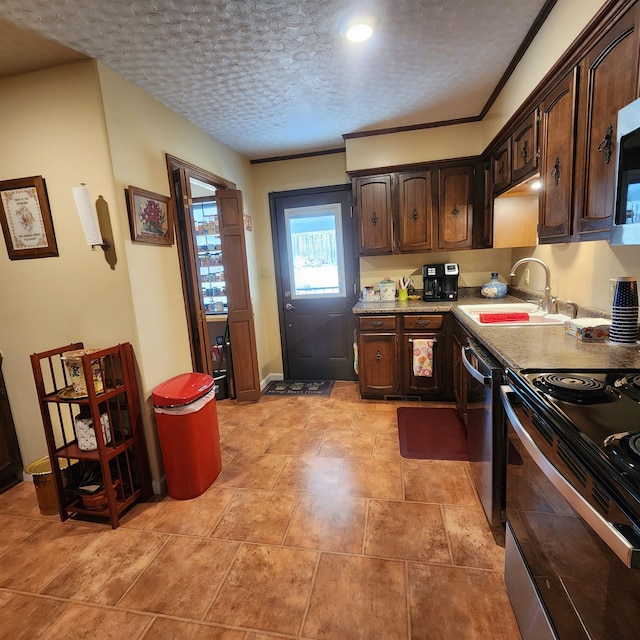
left=152, top=372, right=222, bottom=500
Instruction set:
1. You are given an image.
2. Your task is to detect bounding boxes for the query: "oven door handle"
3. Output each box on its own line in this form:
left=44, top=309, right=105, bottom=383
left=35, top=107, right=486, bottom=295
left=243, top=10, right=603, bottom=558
left=501, top=385, right=640, bottom=569
left=461, top=345, right=490, bottom=385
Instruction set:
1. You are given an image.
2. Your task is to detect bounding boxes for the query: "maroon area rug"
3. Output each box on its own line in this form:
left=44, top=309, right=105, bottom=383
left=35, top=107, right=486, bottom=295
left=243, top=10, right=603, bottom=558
left=397, top=407, right=468, bottom=460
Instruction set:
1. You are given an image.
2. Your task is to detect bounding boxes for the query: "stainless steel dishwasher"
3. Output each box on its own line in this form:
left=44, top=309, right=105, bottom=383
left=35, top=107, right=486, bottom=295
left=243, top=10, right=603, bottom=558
left=461, top=338, right=506, bottom=528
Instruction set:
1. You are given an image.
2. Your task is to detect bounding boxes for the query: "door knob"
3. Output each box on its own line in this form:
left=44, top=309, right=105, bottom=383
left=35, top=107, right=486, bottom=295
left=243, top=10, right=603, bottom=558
left=285, top=303, right=296, bottom=310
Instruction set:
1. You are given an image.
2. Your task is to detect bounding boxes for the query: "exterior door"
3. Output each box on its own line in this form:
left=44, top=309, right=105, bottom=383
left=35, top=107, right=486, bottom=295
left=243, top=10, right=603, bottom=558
left=270, top=185, right=358, bottom=381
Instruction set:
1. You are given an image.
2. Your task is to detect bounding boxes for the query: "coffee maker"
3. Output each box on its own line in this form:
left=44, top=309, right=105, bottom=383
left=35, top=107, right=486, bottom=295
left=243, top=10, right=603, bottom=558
left=422, top=263, right=459, bottom=301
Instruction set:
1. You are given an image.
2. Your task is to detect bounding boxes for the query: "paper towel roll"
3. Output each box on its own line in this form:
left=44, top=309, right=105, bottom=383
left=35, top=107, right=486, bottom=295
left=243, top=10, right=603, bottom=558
left=72, top=185, right=103, bottom=246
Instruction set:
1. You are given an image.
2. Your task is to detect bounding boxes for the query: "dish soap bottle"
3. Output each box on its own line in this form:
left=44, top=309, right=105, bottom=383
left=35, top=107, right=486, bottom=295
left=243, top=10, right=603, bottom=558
left=481, top=272, right=507, bottom=298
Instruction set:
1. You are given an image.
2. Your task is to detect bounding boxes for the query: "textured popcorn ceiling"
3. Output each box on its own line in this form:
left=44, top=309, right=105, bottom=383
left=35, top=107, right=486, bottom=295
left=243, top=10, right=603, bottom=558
left=0, top=0, right=548, bottom=159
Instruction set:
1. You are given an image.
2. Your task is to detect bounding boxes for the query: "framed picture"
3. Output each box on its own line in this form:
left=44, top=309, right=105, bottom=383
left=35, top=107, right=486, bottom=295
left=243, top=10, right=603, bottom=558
left=0, top=176, right=59, bottom=259
left=126, top=186, right=173, bottom=245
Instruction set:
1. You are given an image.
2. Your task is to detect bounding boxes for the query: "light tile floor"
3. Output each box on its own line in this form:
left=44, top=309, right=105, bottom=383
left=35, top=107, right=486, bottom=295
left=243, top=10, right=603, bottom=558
left=0, top=382, right=522, bottom=639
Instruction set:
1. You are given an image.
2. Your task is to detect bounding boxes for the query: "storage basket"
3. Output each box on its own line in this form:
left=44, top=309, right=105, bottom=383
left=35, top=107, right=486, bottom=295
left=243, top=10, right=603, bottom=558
left=75, top=412, right=112, bottom=451
left=61, top=348, right=104, bottom=396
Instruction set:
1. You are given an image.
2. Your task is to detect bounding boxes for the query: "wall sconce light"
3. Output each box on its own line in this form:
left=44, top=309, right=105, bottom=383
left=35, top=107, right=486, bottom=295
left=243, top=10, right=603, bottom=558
left=72, top=183, right=117, bottom=269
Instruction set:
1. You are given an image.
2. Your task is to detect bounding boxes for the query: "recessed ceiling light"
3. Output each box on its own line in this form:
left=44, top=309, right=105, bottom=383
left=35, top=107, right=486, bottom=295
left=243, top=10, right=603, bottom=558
left=346, top=22, right=373, bottom=42
left=343, top=14, right=375, bottom=42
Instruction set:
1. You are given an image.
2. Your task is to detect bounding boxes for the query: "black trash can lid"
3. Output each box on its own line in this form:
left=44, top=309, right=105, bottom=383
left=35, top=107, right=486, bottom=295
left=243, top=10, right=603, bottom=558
left=152, top=372, right=215, bottom=408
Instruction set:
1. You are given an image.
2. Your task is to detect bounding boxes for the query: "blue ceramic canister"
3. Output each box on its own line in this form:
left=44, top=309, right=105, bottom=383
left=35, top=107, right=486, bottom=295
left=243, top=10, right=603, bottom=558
left=481, top=272, right=507, bottom=299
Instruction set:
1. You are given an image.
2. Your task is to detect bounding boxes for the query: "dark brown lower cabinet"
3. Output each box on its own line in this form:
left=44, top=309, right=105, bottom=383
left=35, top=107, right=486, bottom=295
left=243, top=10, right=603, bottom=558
left=357, top=316, right=399, bottom=397
left=357, top=313, right=451, bottom=399
left=401, top=314, right=445, bottom=397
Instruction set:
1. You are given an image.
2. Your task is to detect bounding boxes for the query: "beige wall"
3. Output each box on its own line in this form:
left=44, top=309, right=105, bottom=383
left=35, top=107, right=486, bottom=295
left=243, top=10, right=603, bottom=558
left=346, top=0, right=608, bottom=172
left=0, top=0, right=635, bottom=485
left=0, top=62, right=138, bottom=470
left=96, top=64, right=260, bottom=479
left=250, top=153, right=350, bottom=378
left=0, top=60, right=261, bottom=484
left=344, top=0, right=635, bottom=316
left=481, top=0, right=607, bottom=147
left=512, top=241, right=640, bottom=313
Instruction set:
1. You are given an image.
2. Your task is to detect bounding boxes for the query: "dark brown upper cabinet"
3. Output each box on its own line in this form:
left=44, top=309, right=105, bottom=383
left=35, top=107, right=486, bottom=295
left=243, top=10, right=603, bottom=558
left=572, top=9, right=640, bottom=240
left=353, top=174, right=394, bottom=255
left=353, top=163, right=486, bottom=255
left=511, top=109, right=540, bottom=184
left=353, top=170, right=433, bottom=255
left=536, top=4, right=640, bottom=244
left=538, top=70, right=578, bottom=243
left=397, top=170, right=433, bottom=253
left=475, top=160, right=494, bottom=249
left=437, top=165, right=475, bottom=250
left=492, top=109, right=539, bottom=196
left=492, top=139, right=512, bottom=195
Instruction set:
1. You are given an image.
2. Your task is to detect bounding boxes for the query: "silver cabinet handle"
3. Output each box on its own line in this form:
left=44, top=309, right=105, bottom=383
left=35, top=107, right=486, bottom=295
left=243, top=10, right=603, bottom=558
left=500, top=385, right=640, bottom=569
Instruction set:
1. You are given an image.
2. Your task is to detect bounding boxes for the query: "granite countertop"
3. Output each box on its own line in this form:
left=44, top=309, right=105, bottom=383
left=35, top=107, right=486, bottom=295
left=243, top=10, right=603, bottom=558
left=353, top=295, right=640, bottom=371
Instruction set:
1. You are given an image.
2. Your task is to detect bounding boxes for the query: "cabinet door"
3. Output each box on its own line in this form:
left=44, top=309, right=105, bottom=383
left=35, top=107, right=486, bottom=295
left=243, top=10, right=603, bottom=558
left=511, top=109, right=539, bottom=184
left=492, top=140, right=511, bottom=195
left=353, top=175, right=393, bottom=255
left=397, top=171, right=433, bottom=252
left=538, top=70, right=577, bottom=243
left=474, top=161, right=493, bottom=248
left=573, top=11, right=640, bottom=239
left=358, top=332, right=399, bottom=396
left=403, top=331, right=443, bottom=396
left=437, top=166, right=474, bottom=250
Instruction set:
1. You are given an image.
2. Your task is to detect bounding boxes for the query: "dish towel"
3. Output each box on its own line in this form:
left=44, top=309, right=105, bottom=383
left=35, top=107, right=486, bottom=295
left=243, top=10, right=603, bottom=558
left=479, top=312, right=529, bottom=323
left=412, top=339, right=433, bottom=377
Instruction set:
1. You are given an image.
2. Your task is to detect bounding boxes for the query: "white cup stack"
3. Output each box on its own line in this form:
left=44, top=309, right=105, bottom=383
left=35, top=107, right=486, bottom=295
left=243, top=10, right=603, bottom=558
left=609, top=277, right=639, bottom=345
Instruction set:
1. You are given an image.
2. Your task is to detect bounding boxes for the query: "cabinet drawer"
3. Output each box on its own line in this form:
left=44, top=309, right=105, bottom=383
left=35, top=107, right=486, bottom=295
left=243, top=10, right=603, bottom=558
left=358, top=315, right=397, bottom=331
left=403, top=315, right=443, bottom=330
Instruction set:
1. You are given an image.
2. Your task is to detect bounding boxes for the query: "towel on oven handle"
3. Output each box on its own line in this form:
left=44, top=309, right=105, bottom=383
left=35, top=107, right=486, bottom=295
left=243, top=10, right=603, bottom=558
left=412, top=338, right=433, bottom=377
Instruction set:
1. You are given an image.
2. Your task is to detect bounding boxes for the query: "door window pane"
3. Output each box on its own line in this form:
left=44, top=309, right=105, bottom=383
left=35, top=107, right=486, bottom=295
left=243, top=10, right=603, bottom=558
left=284, top=203, right=346, bottom=299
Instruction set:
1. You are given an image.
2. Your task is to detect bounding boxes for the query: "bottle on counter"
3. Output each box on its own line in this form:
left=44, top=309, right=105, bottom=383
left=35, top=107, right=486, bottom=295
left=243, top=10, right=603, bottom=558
left=481, top=272, right=507, bottom=298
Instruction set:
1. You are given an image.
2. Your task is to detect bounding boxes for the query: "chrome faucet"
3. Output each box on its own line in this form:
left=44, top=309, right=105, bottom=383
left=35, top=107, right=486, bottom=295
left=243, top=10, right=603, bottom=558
left=509, top=257, right=553, bottom=312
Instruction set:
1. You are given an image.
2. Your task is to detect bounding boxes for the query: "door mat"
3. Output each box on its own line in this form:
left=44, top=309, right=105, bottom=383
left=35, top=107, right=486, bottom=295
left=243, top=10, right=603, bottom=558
left=397, top=407, right=468, bottom=460
left=262, top=380, right=334, bottom=396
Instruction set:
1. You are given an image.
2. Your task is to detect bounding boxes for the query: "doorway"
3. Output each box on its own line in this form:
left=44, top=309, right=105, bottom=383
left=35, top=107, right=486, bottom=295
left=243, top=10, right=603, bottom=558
left=166, top=155, right=261, bottom=402
left=270, top=184, right=358, bottom=381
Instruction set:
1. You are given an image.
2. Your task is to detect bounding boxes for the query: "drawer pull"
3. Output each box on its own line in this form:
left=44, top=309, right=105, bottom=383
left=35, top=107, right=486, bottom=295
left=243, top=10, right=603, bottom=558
left=375, top=350, right=383, bottom=362
left=369, top=320, right=385, bottom=327
left=414, top=320, right=430, bottom=327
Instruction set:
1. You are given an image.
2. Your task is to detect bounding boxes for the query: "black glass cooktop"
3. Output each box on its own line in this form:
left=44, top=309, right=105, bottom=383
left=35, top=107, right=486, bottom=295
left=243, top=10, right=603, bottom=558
left=508, top=368, right=640, bottom=507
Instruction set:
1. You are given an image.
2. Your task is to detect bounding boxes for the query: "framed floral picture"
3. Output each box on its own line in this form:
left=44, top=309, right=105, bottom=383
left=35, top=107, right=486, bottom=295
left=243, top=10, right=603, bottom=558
left=0, top=175, right=59, bottom=259
left=126, top=186, right=173, bottom=245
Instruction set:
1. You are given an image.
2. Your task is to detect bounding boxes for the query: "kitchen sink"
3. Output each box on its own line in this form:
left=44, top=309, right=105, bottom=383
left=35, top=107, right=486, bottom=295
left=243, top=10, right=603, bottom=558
left=457, top=302, right=569, bottom=326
